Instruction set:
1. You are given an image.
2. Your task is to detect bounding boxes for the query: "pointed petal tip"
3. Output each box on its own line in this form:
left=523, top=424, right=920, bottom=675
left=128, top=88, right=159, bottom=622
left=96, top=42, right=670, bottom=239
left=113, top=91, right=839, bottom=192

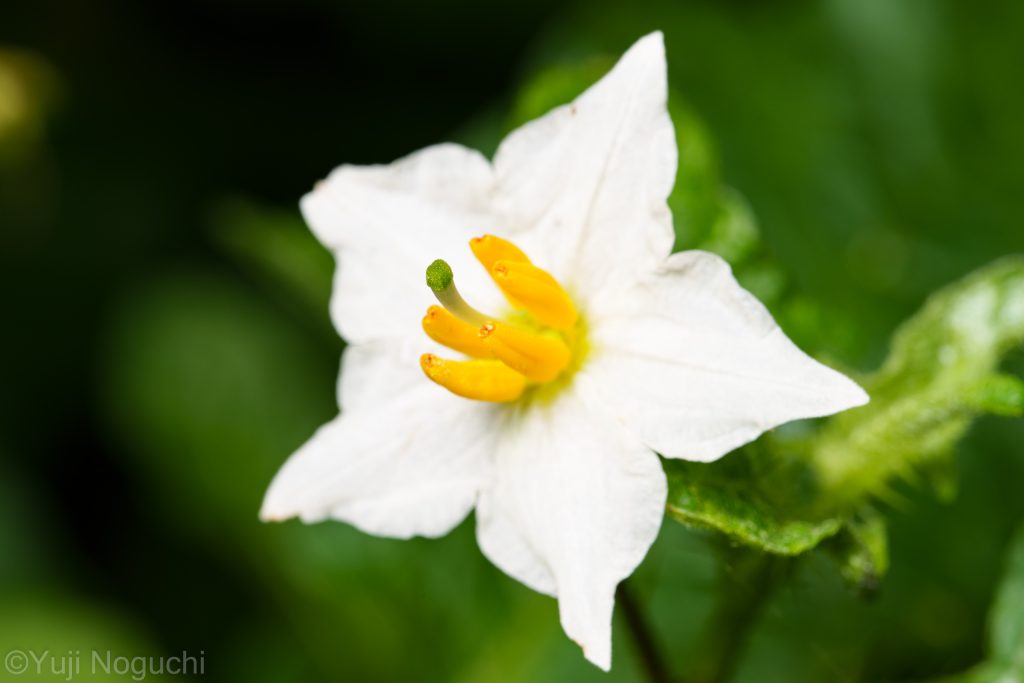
left=638, top=29, right=665, bottom=47
left=624, top=30, right=666, bottom=64
left=258, top=512, right=286, bottom=524
left=827, top=370, right=871, bottom=414
left=258, top=499, right=290, bottom=524
left=577, top=635, right=612, bottom=672
left=259, top=482, right=301, bottom=524
left=259, top=478, right=333, bottom=525
left=850, top=382, right=871, bottom=408
left=297, top=186, right=316, bottom=213
left=585, top=648, right=612, bottom=672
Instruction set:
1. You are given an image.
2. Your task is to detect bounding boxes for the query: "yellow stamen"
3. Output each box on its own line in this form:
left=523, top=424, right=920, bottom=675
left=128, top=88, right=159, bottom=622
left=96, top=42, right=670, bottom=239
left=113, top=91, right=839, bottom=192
left=490, top=260, right=579, bottom=330
left=470, top=234, right=531, bottom=271
left=422, top=306, right=493, bottom=359
left=421, top=235, right=584, bottom=401
left=420, top=354, right=526, bottom=402
left=478, top=321, right=571, bottom=382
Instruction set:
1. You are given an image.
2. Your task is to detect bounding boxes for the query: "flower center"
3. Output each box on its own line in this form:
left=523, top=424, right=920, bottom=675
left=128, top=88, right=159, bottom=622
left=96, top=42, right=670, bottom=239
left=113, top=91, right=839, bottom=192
left=419, top=235, right=586, bottom=403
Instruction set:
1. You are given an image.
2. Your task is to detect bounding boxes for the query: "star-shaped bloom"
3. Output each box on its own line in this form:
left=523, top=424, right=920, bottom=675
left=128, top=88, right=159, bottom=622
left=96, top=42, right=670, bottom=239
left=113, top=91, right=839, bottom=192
left=261, top=32, right=867, bottom=670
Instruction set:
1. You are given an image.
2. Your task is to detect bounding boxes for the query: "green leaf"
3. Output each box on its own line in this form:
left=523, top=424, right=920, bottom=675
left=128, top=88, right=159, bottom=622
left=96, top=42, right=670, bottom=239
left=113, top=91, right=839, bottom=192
left=969, top=373, right=1024, bottom=417
left=827, top=508, right=889, bottom=594
left=664, top=456, right=843, bottom=556
left=810, top=257, right=1024, bottom=504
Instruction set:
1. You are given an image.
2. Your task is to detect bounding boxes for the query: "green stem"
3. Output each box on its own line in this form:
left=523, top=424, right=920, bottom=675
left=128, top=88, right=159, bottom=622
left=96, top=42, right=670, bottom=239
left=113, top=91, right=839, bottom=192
left=618, top=580, right=675, bottom=683
left=688, top=549, right=794, bottom=683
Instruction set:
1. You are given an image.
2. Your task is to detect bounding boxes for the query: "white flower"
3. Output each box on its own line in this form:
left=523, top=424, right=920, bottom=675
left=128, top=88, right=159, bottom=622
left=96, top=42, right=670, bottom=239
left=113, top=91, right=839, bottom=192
left=260, top=32, right=867, bottom=670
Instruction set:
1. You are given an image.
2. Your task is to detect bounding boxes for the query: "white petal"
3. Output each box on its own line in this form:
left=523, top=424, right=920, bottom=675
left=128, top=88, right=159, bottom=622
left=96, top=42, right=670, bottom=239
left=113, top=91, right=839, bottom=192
left=261, top=343, right=499, bottom=538
left=585, top=250, right=869, bottom=462
left=475, top=388, right=666, bottom=670
left=336, top=338, right=426, bottom=414
left=301, top=143, right=505, bottom=345
left=492, top=32, right=676, bottom=300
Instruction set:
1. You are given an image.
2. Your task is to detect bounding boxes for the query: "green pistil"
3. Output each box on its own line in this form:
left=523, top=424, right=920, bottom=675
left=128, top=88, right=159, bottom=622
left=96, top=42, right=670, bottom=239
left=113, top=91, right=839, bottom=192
left=424, top=259, right=489, bottom=325
left=425, top=259, right=454, bottom=293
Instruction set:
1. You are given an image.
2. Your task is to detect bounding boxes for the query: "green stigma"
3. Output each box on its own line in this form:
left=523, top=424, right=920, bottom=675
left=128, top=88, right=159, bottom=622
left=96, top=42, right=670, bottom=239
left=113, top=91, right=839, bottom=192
left=426, top=259, right=454, bottom=293
left=424, top=258, right=489, bottom=325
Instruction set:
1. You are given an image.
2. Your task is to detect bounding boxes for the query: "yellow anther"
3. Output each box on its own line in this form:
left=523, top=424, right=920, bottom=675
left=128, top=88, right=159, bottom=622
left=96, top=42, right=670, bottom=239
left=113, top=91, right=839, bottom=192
left=470, top=234, right=531, bottom=272
left=420, top=354, right=527, bottom=402
left=421, top=235, right=583, bottom=398
left=422, top=306, right=493, bottom=358
left=479, top=321, right=571, bottom=383
left=490, top=260, right=579, bottom=330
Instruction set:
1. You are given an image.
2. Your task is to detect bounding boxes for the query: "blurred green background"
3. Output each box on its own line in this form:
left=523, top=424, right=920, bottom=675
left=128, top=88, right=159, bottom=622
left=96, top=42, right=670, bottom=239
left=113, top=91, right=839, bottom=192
left=2, top=1, right=1023, bottom=681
